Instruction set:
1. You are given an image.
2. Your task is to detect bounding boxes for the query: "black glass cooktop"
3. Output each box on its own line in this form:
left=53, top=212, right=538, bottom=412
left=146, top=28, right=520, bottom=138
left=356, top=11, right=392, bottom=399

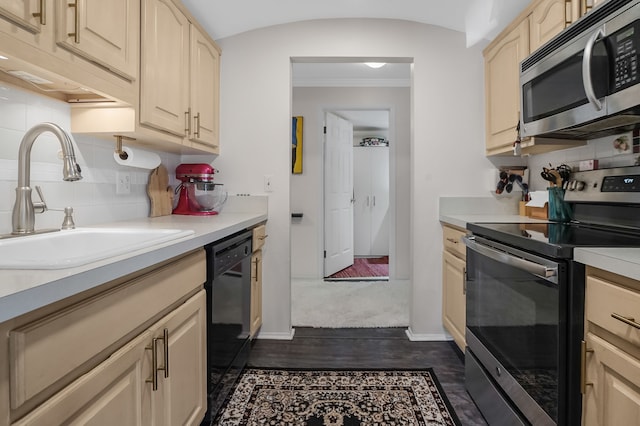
left=467, top=222, right=640, bottom=259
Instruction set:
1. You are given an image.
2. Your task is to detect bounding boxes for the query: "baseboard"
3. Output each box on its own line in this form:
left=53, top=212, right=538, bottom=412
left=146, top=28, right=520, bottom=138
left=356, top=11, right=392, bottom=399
left=405, top=328, right=451, bottom=342
left=254, top=328, right=296, bottom=340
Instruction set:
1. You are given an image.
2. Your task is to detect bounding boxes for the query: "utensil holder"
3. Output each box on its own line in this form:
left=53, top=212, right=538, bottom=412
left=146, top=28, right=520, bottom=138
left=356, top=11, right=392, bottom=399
left=548, top=187, right=572, bottom=222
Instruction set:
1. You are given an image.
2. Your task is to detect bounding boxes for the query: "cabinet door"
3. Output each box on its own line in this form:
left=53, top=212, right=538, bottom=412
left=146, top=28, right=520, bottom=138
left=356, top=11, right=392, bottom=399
left=250, top=250, right=263, bottom=337
left=443, top=250, right=466, bottom=351
left=0, top=0, right=43, bottom=33
left=484, top=19, right=529, bottom=155
left=56, top=0, right=138, bottom=80
left=582, top=333, right=640, bottom=426
left=530, top=0, right=568, bottom=52
left=149, top=290, right=206, bottom=426
left=353, top=146, right=389, bottom=257
left=369, top=147, right=389, bottom=256
left=140, top=0, right=189, bottom=137
left=189, top=25, right=219, bottom=153
left=12, top=328, right=152, bottom=426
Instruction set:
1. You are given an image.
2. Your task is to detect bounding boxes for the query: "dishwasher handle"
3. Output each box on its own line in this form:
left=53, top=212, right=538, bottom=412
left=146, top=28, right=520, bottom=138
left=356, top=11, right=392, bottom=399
left=462, top=235, right=558, bottom=283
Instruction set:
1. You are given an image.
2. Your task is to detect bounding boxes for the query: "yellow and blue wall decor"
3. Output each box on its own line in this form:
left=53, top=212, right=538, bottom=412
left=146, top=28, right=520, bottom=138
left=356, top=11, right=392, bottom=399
left=292, top=116, right=303, bottom=174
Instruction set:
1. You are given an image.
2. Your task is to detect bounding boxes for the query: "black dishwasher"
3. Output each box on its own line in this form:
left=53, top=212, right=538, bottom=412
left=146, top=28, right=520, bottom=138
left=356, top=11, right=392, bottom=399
left=201, top=230, right=253, bottom=425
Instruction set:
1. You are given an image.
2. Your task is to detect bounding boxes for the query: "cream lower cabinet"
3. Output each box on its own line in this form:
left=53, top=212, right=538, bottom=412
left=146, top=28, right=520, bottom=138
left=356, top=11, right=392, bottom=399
left=581, top=267, right=640, bottom=425
left=0, top=250, right=207, bottom=425
left=250, top=224, right=266, bottom=337
left=250, top=249, right=263, bottom=337
left=442, top=224, right=467, bottom=352
left=13, top=291, right=206, bottom=426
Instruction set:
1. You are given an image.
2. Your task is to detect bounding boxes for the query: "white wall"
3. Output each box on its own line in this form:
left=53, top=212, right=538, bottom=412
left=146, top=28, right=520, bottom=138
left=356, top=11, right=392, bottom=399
left=291, top=86, right=410, bottom=280
left=0, top=83, right=182, bottom=235
left=215, top=18, right=502, bottom=339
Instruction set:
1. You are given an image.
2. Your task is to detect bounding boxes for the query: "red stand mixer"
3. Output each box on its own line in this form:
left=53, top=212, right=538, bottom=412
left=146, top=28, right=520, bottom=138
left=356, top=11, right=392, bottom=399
left=172, top=163, right=227, bottom=216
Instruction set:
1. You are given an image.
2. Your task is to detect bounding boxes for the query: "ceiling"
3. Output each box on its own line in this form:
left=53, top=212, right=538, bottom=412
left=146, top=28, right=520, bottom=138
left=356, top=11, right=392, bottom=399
left=179, top=0, right=531, bottom=131
left=181, top=0, right=530, bottom=45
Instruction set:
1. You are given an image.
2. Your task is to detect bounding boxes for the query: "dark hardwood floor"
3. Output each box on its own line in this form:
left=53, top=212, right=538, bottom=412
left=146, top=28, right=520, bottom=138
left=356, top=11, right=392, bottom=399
left=248, top=327, right=487, bottom=425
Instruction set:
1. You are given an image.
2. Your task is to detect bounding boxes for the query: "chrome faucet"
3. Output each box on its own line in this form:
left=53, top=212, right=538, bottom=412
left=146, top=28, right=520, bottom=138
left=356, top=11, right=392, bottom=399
left=12, top=123, right=82, bottom=235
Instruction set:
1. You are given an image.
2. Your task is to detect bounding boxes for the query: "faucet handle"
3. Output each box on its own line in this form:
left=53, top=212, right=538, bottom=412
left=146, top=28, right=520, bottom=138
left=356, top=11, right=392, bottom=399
left=61, top=206, right=75, bottom=230
left=33, top=186, right=48, bottom=213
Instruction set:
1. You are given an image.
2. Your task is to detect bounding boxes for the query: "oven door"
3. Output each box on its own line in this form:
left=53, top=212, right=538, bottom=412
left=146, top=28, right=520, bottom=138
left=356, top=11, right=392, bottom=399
left=464, top=235, right=567, bottom=426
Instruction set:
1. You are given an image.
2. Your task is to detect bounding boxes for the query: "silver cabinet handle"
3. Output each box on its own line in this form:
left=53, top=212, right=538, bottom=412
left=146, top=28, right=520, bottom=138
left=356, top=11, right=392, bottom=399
left=463, top=235, right=558, bottom=282
left=372, top=195, right=376, bottom=207
left=580, top=340, right=594, bottom=394
left=146, top=338, right=159, bottom=391
left=68, top=0, right=79, bottom=43
left=611, top=313, right=640, bottom=329
left=159, top=328, right=169, bottom=378
left=185, top=109, right=191, bottom=135
left=32, top=0, right=46, bottom=25
left=194, top=113, right=201, bottom=138
left=582, top=26, right=605, bottom=111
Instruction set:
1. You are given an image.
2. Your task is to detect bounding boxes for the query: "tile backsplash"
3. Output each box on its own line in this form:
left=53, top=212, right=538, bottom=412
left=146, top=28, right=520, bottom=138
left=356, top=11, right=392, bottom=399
left=527, top=132, right=639, bottom=191
left=0, top=83, right=183, bottom=235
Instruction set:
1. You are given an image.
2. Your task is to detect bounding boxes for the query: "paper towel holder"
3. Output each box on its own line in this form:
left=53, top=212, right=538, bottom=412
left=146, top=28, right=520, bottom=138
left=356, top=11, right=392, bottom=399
left=114, top=135, right=137, bottom=160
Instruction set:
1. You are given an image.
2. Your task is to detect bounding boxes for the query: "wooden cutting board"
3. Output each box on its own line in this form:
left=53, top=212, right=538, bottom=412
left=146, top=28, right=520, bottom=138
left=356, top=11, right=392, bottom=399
left=147, top=165, right=174, bottom=217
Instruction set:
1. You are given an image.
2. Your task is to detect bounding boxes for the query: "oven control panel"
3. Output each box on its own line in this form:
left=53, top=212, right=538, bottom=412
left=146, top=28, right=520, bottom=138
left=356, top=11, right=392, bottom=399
left=564, top=166, right=640, bottom=203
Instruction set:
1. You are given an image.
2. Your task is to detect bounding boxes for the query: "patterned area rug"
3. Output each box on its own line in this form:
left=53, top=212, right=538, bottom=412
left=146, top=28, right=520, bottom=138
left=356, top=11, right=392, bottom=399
left=214, top=368, right=461, bottom=425
left=327, top=256, right=389, bottom=279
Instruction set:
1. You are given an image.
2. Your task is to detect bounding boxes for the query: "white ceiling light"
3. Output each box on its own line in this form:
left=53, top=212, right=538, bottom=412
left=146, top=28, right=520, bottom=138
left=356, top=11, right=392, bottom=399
left=364, top=62, right=386, bottom=69
left=0, top=55, right=8, bottom=60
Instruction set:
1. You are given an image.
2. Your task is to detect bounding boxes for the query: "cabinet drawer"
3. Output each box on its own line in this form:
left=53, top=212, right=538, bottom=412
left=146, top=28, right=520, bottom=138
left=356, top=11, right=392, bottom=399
left=586, top=274, right=640, bottom=348
left=252, top=224, right=267, bottom=252
left=9, top=249, right=205, bottom=410
left=442, top=225, right=466, bottom=259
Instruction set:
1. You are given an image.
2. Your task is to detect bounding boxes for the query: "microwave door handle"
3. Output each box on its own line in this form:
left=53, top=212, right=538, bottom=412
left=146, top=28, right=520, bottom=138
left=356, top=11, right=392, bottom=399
left=462, top=236, right=558, bottom=283
left=582, top=26, right=605, bottom=111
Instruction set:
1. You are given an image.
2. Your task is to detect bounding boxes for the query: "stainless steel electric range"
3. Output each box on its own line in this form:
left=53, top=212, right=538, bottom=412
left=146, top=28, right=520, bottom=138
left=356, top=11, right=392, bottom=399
left=464, top=166, right=640, bottom=426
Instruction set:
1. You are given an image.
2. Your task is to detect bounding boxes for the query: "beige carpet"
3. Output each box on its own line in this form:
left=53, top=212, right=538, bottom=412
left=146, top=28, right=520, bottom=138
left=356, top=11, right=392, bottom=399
left=291, top=279, right=410, bottom=328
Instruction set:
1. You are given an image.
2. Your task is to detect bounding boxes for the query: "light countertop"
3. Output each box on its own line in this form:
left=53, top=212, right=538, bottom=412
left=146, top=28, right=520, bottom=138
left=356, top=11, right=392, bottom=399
left=575, top=247, right=640, bottom=281
left=0, top=212, right=267, bottom=323
left=438, top=197, right=640, bottom=282
left=441, top=214, right=640, bottom=283
left=439, top=214, right=548, bottom=229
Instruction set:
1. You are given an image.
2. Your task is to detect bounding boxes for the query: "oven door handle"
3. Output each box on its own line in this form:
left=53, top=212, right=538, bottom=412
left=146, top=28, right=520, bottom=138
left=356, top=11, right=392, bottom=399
left=463, top=236, right=558, bottom=281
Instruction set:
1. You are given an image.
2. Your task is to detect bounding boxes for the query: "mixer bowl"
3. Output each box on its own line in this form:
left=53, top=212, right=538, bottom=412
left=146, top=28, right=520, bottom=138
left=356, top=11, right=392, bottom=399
left=194, top=182, right=227, bottom=212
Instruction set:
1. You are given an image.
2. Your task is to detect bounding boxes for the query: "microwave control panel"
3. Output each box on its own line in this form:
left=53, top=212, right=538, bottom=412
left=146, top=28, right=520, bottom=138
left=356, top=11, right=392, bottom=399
left=611, top=21, right=639, bottom=92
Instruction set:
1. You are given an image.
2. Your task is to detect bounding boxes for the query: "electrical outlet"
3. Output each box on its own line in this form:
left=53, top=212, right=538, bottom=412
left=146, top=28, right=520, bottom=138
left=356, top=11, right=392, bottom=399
left=116, top=171, right=131, bottom=195
left=264, top=175, right=273, bottom=192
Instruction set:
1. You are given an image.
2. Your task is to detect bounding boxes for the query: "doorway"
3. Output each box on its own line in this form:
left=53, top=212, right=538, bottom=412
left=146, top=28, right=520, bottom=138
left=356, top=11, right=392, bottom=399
left=290, top=58, right=411, bottom=328
left=325, top=109, right=390, bottom=281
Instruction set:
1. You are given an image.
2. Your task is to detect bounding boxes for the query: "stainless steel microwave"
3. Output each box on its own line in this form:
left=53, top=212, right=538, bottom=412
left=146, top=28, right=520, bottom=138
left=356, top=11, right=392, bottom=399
left=520, top=0, right=640, bottom=140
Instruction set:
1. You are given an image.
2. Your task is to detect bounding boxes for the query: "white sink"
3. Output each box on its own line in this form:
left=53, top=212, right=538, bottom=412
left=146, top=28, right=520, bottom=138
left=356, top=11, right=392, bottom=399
left=0, top=228, right=195, bottom=269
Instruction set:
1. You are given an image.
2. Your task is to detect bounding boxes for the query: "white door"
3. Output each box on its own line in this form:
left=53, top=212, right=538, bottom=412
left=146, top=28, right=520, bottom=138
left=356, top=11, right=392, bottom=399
left=324, top=112, right=354, bottom=276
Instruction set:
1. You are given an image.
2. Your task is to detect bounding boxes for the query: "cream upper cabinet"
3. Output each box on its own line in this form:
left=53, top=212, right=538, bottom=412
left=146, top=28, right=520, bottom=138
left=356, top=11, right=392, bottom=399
left=484, top=18, right=529, bottom=156
left=137, top=0, right=220, bottom=154
left=530, top=0, right=569, bottom=52
left=140, top=0, right=190, bottom=137
left=0, top=0, right=44, bottom=33
left=55, top=0, right=138, bottom=81
left=189, top=25, right=220, bottom=153
left=441, top=224, right=467, bottom=352
left=582, top=267, right=640, bottom=425
left=0, top=0, right=138, bottom=103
